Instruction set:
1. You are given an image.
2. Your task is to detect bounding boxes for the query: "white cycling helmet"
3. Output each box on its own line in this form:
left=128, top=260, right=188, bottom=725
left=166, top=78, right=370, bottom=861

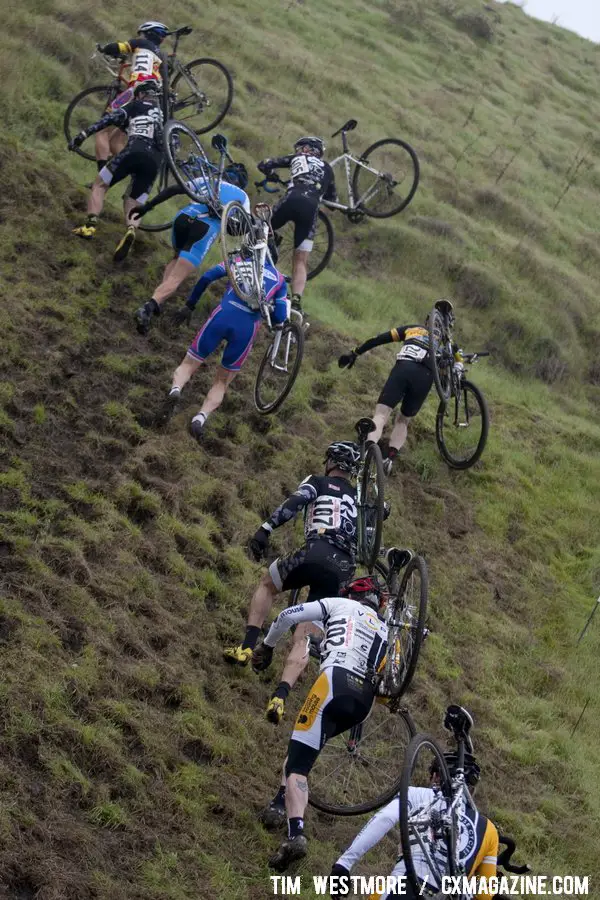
left=138, top=21, right=169, bottom=40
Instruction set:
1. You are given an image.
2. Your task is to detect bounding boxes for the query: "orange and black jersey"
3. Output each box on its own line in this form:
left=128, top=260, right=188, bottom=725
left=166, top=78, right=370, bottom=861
left=101, top=38, right=164, bottom=86
left=354, top=324, right=433, bottom=368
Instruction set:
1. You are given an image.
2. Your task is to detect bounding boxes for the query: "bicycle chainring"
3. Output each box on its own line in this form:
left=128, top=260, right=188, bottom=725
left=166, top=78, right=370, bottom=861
left=347, top=209, right=366, bottom=224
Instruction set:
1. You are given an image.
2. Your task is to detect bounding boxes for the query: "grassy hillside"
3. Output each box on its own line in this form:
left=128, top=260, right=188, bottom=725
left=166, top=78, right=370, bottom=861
left=1, top=0, right=600, bottom=896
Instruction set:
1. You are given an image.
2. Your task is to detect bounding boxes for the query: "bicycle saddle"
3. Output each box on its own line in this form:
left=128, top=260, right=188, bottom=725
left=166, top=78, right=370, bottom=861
left=172, top=25, right=193, bottom=36
left=444, top=705, right=474, bottom=750
left=355, top=417, right=375, bottom=440
left=386, top=547, right=413, bottom=571
left=331, top=119, right=358, bottom=138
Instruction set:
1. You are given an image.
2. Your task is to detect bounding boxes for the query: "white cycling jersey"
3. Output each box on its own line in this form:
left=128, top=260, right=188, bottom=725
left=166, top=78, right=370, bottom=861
left=264, top=596, right=387, bottom=679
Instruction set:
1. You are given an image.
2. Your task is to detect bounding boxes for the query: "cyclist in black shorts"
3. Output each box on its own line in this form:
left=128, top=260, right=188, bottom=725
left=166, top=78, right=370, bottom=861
left=257, top=136, right=336, bottom=310
left=338, top=301, right=458, bottom=475
left=68, top=81, right=163, bottom=262
left=223, top=441, right=359, bottom=712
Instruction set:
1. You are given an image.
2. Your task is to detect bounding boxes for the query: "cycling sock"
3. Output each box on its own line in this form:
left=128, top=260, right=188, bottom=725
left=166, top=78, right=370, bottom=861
left=241, top=625, right=261, bottom=651
left=288, top=816, right=304, bottom=839
left=191, top=412, right=206, bottom=426
left=272, top=681, right=291, bottom=702
left=273, top=785, right=286, bottom=806
left=96, top=160, right=108, bottom=172
left=146, top=299, right=161, bottom=317
left=387, top=446, right=399, bottom=460
left=169, top=386, right=181, bottom=397
left=86, top=214, right=99, bottom=225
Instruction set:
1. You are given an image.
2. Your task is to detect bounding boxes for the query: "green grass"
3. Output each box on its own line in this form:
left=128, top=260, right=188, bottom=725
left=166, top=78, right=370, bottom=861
left=1, top=0, right=600, bottom=896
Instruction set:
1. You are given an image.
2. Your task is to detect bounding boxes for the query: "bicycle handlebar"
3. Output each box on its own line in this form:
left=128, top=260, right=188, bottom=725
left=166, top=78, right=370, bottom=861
left=497, top=835, right=530, bottom=875
left=463, top=351, right=490, bottom=363
left=255, top=174, right=284, bottom=194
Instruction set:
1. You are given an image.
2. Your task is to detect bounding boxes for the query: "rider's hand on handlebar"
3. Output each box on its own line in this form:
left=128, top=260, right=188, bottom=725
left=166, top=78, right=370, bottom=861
left=338, top=350, right=358, bottom=369
left=68, top=131, right=87, bottom=151
left=248, top=526, right=270, bottom=562
left=257, top=159, right=274, bottom=174
left=172, top=305, right=193, bottom=326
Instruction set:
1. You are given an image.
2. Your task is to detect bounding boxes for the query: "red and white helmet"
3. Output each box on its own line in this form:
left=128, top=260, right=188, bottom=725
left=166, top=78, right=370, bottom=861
left=342, top=575, right=388, bottom=614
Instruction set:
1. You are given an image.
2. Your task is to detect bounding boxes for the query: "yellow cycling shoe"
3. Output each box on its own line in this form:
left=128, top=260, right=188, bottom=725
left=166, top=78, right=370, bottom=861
left=223, top=644, right=253, bottom=666
left=113, top=226, right=136, bottom=262
left=72, top=224, right=96, bottom=240
left=266, top=697, right=285, bottom=725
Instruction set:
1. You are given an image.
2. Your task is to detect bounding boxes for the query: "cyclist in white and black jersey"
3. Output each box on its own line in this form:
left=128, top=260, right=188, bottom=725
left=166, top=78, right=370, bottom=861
left=69, top=81, right=163, bottom=261
left=338, top=300, right=460, bottom=475
left=258, top=136, right=336, bottom=310
left=255, top=577, right=389, bottom=871
left=223, top=441, right=359, bottom=681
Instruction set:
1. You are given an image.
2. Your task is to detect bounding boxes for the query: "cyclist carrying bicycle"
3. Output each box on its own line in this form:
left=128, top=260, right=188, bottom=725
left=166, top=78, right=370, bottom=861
left=254, top=579, right=389, bottom=871
left=257, top=136, right=336, bottom=311
left=155, top=257, right=289, bottom=442
left=93, top=22, right=169, bottom=171
left=330, top=706, right=499, bottom=899
left=223, top=442, right=359, bottom=690
left=338, top=300, right=460, bottom=475
left=68, top=81, right=163, bottom=261
left=132, top=163, right=250, bottom=334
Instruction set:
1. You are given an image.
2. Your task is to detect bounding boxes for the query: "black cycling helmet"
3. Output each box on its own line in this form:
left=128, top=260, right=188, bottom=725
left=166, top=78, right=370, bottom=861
left=137, top=21, right=169, bottom=42
left=223, top=162, right=249, bottom=190
left=134, top=80, right=160, bottom=98
left=433, top=298, right=455, bottom=320
left=430, top=751, right=481, bottom=787
left=294, top=136, right=325, bottom=157
left=341, top=575, right=387, bottom=613
left=324, top=441, right=360, bottom=476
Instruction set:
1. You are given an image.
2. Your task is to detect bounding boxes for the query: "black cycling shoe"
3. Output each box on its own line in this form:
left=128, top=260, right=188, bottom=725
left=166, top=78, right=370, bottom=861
left=268, top=835, right=308, bottom=871
left=258, top=802, right=286, bottom=831
left=155, top=392, right=180, bottom=428
left=135, top=305, right=152, bottom=336
left=291, top=293, right=303, bottom=312
left=188, top=417, right=205, bottom=444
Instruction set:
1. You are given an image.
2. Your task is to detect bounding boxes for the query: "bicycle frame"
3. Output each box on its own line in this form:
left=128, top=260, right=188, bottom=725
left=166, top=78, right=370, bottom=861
left=324, top=150, right=383, bottom=213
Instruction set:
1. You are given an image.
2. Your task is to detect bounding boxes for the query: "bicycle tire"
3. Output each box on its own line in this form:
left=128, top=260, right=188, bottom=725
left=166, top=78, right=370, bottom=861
left=428, top=305, right=452, bottom=403
left=64, top=84, right=118, bottom=162
left=309, top=705, right=416, bottom=816
left=254, top=321, right=304, bottom=414
left=164, top=119, right=215, bottom=204
left=171, top=58, right=234, bottom=134
left=220, top=200, right=260, bottom=304
left=273, top=210, right=335, bottom=281
left=436, top=379, right=489, bottom=470
left=358, top=443, right=385, bottom=571
left=382, top=555, right=428, bottom=698
left=400, top=734, right=458, bottom=891
left=351, top=138, right=420, bottom=219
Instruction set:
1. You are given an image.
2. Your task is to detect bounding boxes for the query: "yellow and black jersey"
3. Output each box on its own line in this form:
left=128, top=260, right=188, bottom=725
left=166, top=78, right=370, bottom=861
left=102, top=37, right=164, bottom=86
left=355, top=323, right=432, bottom=368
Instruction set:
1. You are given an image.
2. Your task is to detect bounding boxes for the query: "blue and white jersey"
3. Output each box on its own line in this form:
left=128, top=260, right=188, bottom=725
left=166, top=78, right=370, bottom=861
left=187, top=259, right=289, bottom=324
left=180, top=178, right=251, bottom=220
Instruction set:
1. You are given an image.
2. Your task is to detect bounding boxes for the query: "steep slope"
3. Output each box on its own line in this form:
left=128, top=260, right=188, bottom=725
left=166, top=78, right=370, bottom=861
left=1, top=1, right=600, bottom=897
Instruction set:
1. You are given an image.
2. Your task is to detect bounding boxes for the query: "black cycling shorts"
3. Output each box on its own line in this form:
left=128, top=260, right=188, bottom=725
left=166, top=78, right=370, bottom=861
left=269, top=539, right=354, bottom=601
left=286, top=666, right=375, bottom=776
left=172, top=213, right=210, bottom=252
left=100, top=141, right=161, bottom=203
left=378, top=359, right=434, bottom=417
left=271, top=192, right=319, bottom=251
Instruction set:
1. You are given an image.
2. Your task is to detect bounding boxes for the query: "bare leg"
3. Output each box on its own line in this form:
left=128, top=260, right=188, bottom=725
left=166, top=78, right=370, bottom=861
left=124, top=196, right=142, bottom=229
left=285, top=773, right=309, bottom=820
left=291, top=249, right=310, bottom=297
left=197, top=367, right=237, bottom=418
left=172, top=354, right=203, bottom=391
left=389, top=412, right=411, bottom=451
left=109, top=129, right=127, bottom=156
left=94, top=129, right=112, bottom=164
left=369, top=402, right=393, bottom=443
left=152, top=257, right=197, bottom=307
left=279, top=623, right=320, bottom=691
left=88, top=178, right=110, bottom=216
left=247, top=571, right=279, bottom=628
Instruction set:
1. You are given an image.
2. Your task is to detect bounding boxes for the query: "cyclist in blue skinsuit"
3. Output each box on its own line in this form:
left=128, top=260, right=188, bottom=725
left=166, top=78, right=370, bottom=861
left=156, top=256, right=289, bottom=442
left=132, top=162, right=250, bottom=334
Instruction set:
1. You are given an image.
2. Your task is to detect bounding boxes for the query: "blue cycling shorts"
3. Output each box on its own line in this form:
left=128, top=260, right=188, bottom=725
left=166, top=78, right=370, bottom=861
left=187, top=300, right=262, bottom=372
left=171, top=211, right=220, bottom=267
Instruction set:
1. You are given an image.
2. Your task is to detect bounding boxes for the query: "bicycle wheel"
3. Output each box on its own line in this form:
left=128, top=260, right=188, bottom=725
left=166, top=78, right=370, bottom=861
left=351, top=138, right=420, bottom=218
left=309, top=704, right=416, bottom=816
left=436, top=380, right=489, bottom=470
left=137, top=158, right=177, bottom=232
left=273, top=210, right=334, bottom=281
left=400, top=734, right=459, bottom=892
left=64, top=84, right=118, bottom=161
left=164, top=119, right=214, bottom=203
left=171, top=58, right=234, bottom=134
left=254, top=322, right=304, bottom=414
left=358, top=443, right=385, bottom=571
left=428, top=305, right=453, bottom=403
left=381, top=555, right=428, bottom=699
left=220, top=200, right=261, bottom=305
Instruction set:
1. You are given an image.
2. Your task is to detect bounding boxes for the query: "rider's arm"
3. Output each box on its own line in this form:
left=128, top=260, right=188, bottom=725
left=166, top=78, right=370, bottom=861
left=83, top=108, right=128, bottom=137
left=258, top=154, right=294, bottom=170
left=353, top=325, right=412, bottom=357
left=322, top=165, right=337, bottom=203
left=472, top=821, right=499, bottom=898
left=263, top=599, right=326, bottom=648
left=99, top=37, right=154, bottom=56
left=186, top=264, right=228, bottom=310
left=334, top=798, right=399, bottom=871
left=139, top=183, right=186, bottom=214
left=260, top=476, right=319, bottom=534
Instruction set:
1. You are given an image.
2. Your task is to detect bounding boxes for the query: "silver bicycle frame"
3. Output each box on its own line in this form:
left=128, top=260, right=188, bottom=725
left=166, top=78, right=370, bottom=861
left=323, top=152, right=392, bottom=213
